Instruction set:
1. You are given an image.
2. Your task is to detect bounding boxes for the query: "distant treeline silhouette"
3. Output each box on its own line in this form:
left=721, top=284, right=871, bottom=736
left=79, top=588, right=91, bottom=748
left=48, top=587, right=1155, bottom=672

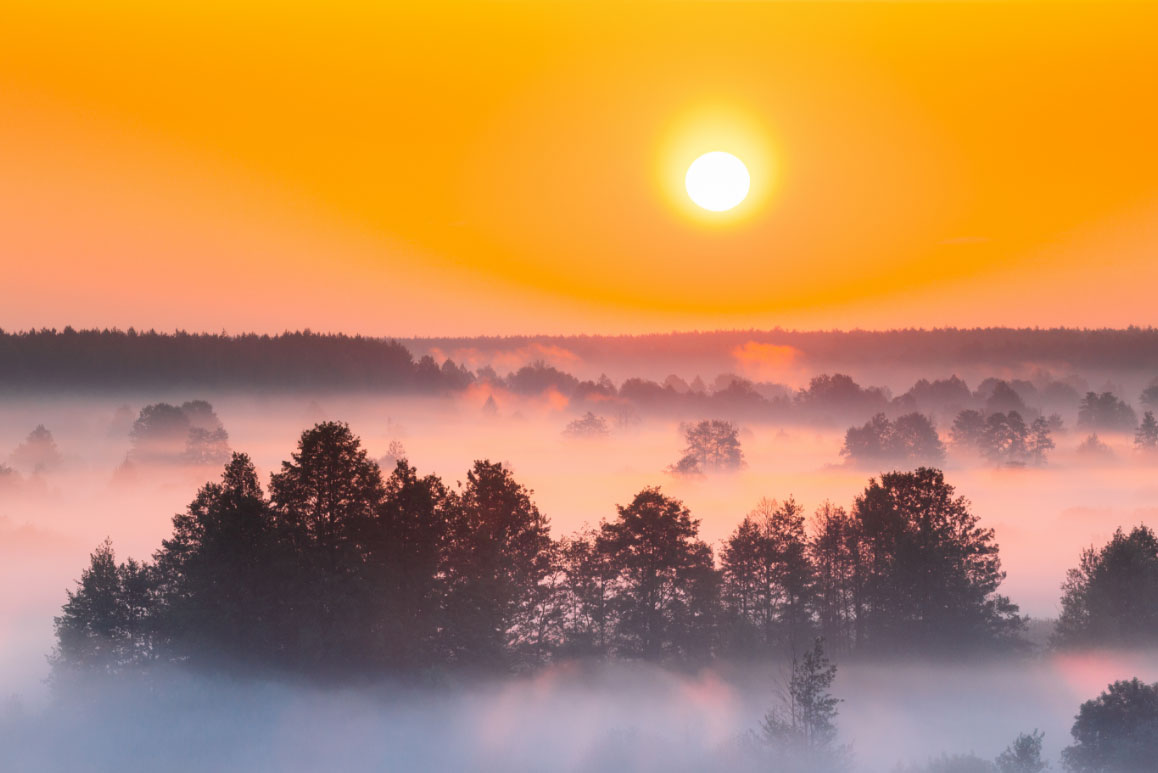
left=412, top=327, right=1158, bottom=372
left=53, top=422, right=1027, bottom=684
left=0, top=328, right=472, bottom=391
left=10, top=327, right=1158, bottom=408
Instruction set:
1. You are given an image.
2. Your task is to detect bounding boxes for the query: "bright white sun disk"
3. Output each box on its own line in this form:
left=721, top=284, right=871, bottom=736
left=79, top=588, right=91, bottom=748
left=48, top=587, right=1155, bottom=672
left=685, top=152, right=750, bottom=212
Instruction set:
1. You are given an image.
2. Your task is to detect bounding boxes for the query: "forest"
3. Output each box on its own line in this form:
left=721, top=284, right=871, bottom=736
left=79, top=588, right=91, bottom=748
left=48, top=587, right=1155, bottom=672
left=44, top=419, right=1158, bottom=771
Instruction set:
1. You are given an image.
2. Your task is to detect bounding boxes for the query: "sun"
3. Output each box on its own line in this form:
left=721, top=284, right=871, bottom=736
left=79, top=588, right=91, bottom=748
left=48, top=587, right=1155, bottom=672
left=685, top=152, right=750, bottom=212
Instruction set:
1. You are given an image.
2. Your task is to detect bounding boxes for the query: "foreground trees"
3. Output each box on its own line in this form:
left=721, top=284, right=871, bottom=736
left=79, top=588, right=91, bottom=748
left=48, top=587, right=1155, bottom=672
left=54, top=424, right=1029, bottom=681
left=53, top=541, right=154, bottom=677
left=1054, top=526, right=1158, bottom=648
left=152, top=454, right=276, bottom=667
left=443, top=461, right=553, bottom=668
left=809, top=469, right=1024, bottom=655
left=1063, top=678, right=1158, bottom=772
left=721, top=498, right=815, bottom=654
left=598, top=488, right=717, bottom=659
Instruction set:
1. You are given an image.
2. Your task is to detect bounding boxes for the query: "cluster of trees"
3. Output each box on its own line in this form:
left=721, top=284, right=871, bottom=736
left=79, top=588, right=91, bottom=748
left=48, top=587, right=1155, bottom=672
left=0, top=329, right=473, bottom=392
left=950, top=410, right=1056, bottom=466
left=126, top=401, right=231, bottom=465
left=1062, top=678, right=1158, bottom=773
left=54, top=423, right=1026, bottom=683
left=1077, top=391, right=1137, bottom=432
left=841, top=408, right=1059, bottom=469
left=669, top=419, right=746, bottom=475
left=841, top=413, right=945, bottom=466
left=843, top=401, right=1158, bottom=469
left=1054, top=525, right=1158, bottom=647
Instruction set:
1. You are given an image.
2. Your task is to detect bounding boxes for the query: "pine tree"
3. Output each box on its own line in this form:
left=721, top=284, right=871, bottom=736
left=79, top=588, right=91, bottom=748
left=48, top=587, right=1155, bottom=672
left=53, top=540, right=155, bottom=678
left=761, top=638, right=846, bottom=771
left=152, top=453, right=275, bottom=667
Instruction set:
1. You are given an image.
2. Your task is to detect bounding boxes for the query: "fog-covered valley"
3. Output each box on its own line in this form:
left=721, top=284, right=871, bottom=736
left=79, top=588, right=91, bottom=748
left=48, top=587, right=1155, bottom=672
left=5, top=361, right=1158, bottom=770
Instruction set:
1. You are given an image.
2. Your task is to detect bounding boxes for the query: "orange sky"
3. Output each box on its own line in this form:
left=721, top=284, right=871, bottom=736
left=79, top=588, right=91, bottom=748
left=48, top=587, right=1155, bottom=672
left=2, top=1, right=1157, bottom=336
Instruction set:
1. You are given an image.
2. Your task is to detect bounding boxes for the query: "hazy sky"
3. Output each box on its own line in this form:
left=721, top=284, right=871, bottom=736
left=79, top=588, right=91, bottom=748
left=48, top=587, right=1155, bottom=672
left=3, top=1, right=1157, bottom=336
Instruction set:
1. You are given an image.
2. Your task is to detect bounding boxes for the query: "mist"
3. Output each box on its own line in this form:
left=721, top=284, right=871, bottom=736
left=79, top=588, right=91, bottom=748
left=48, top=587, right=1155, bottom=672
left=4, top=652, right=1158, bottom=772
left=6, top=341, right=1158, bottom=770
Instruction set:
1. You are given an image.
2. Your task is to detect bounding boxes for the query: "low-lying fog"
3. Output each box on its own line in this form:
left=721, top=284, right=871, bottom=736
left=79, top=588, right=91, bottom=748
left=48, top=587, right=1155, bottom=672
left=3, top=654, right=1157, bottom=772
left=3, top=391, right=1157, bottom=770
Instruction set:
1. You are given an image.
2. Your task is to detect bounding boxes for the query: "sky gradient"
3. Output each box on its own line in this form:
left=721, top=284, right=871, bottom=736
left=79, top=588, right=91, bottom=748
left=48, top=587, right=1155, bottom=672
left=3, top=1, right=1157, bottom=335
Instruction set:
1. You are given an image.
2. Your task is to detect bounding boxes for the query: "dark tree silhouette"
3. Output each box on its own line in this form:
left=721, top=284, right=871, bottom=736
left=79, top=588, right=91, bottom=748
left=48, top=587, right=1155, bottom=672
left=598, top=487, right=718, bottom=660
left=852, top=468, right=1024, bottom=653
left=842, top=414, right=894, bottom=463
left=53, top=540, right=155, bottom=679
left=0, top=328, right=465, bottom=392
left=1054, top=526, right=1158, bottom=647
left=152, top=454, right=275, bottom=666
left=371, top=460, right=454, bottom=669
left=267, top=421, right=386, bottom=671
left=442, top=460, right=554, bottom=669
left=52, top=420, right=1033, bottom=680
left=810, top=503, right=864, bottom=656
left=1063, top=678, right=1158, bottom=773
left=554, top=528, right=616, bottom=657
left=721, top=498, right=815, bottom=653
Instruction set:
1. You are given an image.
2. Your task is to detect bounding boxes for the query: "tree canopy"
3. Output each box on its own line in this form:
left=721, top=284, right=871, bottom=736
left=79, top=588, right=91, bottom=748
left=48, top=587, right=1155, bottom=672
left=52, top=423, right=1030, bottom=684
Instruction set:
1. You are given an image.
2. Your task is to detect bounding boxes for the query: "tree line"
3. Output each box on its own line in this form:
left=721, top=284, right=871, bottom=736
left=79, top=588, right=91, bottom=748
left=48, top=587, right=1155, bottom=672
left=0, top=328, right=472, bottom=392
left=54, top=422, right=1028, bottom=683
left=11, top=330, right=1158, bottom=437
left=412, top=327, right=1158, bottom=374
